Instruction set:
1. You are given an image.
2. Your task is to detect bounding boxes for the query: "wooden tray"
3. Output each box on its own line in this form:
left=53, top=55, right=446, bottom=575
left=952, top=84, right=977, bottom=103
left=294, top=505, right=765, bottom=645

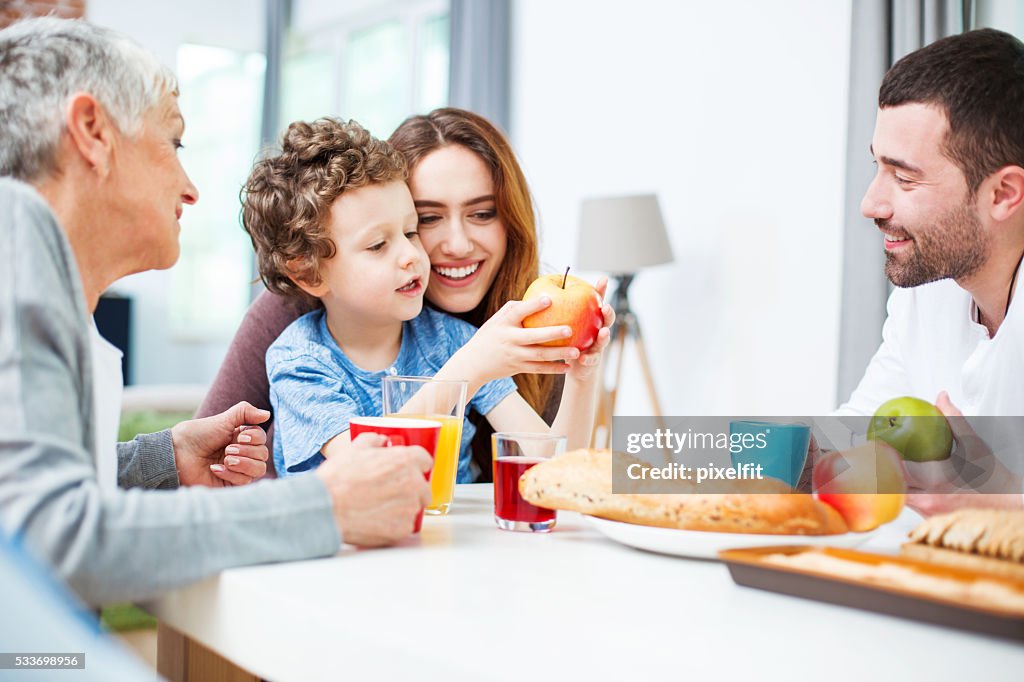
left=719, top=545, right=1024, bottom=642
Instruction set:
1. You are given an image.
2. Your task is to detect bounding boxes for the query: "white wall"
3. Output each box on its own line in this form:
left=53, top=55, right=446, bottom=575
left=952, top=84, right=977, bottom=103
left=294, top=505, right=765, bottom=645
left=978, top=0, right=1024, bottom=31
left=512, top=0, right=852, bottom=415
left=85, top=0, right=264, bottom=385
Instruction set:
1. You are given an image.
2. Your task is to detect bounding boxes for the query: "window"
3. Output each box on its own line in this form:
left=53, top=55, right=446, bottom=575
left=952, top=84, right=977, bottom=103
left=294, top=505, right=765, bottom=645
left=167, top=1, right=450, bottom=341
left=170, top=45, right=265, bottom=339
left=416, top=12, right=450, bottom=111
left=283, top=0, right=449, bottom=139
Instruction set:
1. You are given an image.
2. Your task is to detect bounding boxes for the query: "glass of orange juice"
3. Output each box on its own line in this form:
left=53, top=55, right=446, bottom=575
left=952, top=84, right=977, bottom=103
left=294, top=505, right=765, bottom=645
left=382, top=376, right=468, bottom=515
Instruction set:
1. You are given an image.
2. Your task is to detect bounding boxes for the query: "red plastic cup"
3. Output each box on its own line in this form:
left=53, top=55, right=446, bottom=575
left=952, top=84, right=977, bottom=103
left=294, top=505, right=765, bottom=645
left=349, top=416, right=441, bottom=533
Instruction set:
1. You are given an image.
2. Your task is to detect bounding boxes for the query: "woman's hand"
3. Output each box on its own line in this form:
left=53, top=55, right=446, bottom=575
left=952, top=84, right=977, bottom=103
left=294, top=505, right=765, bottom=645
left=565, top=277, right=615, bottom=382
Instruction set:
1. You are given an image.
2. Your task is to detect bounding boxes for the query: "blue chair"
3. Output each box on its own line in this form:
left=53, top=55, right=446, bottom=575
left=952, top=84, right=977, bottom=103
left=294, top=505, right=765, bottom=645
left=0, top=533, right=155, bottom=680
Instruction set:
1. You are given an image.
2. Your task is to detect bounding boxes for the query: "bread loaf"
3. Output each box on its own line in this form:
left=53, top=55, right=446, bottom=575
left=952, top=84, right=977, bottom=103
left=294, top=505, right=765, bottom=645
left=518, top=448, right=848, bottom=535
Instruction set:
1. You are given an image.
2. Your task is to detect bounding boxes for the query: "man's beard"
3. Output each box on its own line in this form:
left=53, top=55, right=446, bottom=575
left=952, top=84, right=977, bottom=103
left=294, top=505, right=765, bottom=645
left=881, top=202, right=988, bottom=288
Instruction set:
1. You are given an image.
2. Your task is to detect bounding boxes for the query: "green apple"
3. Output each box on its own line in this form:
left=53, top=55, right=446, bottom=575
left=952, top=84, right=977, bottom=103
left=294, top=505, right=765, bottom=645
left=867, top=397, right=953, bottom=462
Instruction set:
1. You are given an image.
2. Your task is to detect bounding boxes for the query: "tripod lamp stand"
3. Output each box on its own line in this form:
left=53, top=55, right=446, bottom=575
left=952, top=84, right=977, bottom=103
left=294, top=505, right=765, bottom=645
left=576, top=194, right=674, bottom=449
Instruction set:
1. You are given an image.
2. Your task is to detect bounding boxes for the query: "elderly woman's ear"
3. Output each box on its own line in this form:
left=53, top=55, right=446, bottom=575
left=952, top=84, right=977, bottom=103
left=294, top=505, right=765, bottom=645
left=64, top=92, right=116, bottom=177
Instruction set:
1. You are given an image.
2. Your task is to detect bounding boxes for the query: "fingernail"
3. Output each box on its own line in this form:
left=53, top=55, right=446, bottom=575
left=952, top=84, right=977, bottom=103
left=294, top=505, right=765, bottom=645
left=562, top=327, right=572, bottom=337
left=226, top=445, right=240, bottom=455
left=238, top=433, right=252, bottom=443
left=540, top=296, right=551, bottom=305
left=225, top=456, right=240, bottom=466
left=210, top=464, right=225, bottom=472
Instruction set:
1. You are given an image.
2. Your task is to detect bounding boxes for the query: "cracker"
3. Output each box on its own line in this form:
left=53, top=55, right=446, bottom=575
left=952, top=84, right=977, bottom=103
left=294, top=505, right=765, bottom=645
left=907, top=509, right=1024, bottom=564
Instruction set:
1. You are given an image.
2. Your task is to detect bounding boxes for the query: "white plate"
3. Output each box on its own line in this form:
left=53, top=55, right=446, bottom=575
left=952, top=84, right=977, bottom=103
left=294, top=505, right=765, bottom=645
left=584, top=515, right=871, bottom=560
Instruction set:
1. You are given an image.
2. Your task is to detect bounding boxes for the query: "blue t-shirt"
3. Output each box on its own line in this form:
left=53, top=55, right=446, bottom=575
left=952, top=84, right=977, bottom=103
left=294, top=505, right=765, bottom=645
left=268, top=306, right=517, bottom=481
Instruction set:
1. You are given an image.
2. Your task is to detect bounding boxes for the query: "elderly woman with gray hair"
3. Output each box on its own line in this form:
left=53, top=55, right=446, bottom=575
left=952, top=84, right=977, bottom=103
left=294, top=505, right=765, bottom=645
left=0, top=17, right=432, bottom=606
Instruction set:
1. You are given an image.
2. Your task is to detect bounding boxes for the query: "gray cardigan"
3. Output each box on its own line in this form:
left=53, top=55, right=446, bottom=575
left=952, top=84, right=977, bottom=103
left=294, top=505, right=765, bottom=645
left=0, top=178, right=341, bottom=606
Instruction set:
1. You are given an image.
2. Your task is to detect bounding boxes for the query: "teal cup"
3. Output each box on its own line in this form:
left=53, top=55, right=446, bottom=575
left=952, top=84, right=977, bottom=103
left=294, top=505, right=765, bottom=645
left=728, top=421, right=811, bottom=488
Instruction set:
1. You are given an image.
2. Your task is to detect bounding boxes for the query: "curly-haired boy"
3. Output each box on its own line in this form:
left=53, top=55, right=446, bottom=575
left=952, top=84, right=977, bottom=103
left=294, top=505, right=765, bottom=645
left=243, top=118, right=610, bottom=486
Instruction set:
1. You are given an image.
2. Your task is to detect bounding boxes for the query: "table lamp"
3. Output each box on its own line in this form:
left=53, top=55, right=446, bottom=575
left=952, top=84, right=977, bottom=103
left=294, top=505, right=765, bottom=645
left=576, top=194, right=674, bottom=448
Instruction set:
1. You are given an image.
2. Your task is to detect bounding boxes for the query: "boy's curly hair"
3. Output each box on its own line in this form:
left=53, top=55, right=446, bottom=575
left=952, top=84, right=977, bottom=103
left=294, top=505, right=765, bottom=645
left=242, top=118, right=408, bottom=304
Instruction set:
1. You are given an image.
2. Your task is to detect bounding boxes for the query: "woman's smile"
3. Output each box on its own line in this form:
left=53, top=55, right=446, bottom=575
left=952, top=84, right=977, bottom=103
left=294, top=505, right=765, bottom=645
left=431, top=260, right=484, bottom=288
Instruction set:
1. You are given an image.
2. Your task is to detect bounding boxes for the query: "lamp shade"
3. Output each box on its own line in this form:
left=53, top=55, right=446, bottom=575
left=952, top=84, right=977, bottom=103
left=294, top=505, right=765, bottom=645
left=575, top=194, right=674, bottom=274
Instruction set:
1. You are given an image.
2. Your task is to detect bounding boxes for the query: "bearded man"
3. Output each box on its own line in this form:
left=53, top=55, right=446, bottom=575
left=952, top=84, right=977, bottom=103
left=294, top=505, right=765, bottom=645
left=837, top=28, right=1024, bottom=513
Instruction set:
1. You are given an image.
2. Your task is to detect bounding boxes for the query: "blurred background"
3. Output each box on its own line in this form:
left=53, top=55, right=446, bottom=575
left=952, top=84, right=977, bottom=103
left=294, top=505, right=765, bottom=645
left=3, top=0, right=1023, bottom=418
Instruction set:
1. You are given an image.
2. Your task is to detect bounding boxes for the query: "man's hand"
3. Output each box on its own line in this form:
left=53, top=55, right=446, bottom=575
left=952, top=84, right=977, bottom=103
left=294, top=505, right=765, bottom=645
left=315, top=432, right=432, bottom=547
left=170, top=401, right=271, bottom=487
left=795, top=433, right=822, bottom=493
left=905, top=392, right=1023, bottom=515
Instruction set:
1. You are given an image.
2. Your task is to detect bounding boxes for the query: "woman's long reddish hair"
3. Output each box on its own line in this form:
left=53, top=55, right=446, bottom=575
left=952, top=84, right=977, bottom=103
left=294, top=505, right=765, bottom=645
left=389, top=108, right=555, bottom=414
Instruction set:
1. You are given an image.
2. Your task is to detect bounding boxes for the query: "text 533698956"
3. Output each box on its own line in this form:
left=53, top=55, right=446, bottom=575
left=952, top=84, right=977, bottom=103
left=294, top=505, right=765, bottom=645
left=0, top=653, right=84, bottom=669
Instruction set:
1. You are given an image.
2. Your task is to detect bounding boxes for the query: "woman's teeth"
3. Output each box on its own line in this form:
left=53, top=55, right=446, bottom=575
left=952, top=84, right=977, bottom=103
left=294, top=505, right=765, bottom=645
left=434, top=262, right=480, bottom=280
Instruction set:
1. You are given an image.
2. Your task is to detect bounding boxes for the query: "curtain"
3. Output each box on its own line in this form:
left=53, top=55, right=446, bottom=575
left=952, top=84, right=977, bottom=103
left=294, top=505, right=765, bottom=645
left=252, top=0, right=291, bottom=298
left=836, top=0, right=972, bottom=404
left=447, top=0, right=512, bottom=133
left=260, top=0, right=290, bottom=150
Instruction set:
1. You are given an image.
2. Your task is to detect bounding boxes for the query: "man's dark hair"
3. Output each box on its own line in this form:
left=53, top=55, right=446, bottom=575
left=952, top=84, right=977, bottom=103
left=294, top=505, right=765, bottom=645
left=879, top=28, right=1024, bottom=193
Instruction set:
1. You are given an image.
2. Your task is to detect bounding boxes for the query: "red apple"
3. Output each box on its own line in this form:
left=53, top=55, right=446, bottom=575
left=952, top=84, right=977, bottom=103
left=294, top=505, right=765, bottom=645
left=812, top=440, right=907, bottom=532
left=522, top=268, right=603, bottom=351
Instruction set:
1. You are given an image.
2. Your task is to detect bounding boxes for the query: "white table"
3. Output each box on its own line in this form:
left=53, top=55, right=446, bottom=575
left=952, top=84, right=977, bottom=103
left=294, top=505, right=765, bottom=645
left=147, top=485, right=1024, bottom=682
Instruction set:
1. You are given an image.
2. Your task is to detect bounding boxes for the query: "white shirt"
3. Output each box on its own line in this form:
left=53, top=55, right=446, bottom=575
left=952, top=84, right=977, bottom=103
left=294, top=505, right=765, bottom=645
left=838, top=273, right=1024, bottom=417
left=836, top=272, right=1024, bottom=483
left=89, top=320, right=123, bottom=492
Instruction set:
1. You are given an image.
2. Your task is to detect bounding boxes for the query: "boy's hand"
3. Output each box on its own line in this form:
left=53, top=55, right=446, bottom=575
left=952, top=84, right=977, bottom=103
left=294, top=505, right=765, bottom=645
left=448, top=297, right=583, bottom=387
left=170, top=401, right=270, bottom=487
left=566, top=277, right=615, bottom=382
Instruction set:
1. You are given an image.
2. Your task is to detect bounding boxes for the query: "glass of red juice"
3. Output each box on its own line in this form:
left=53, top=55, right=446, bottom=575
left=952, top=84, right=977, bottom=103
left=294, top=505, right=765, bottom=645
left=492, top=432, right=566, bottom=532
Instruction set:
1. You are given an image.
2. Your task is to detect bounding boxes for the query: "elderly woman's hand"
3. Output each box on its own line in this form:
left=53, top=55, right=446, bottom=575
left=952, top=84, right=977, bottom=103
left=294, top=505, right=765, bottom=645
left=170, top=401, right=271, bottom=487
